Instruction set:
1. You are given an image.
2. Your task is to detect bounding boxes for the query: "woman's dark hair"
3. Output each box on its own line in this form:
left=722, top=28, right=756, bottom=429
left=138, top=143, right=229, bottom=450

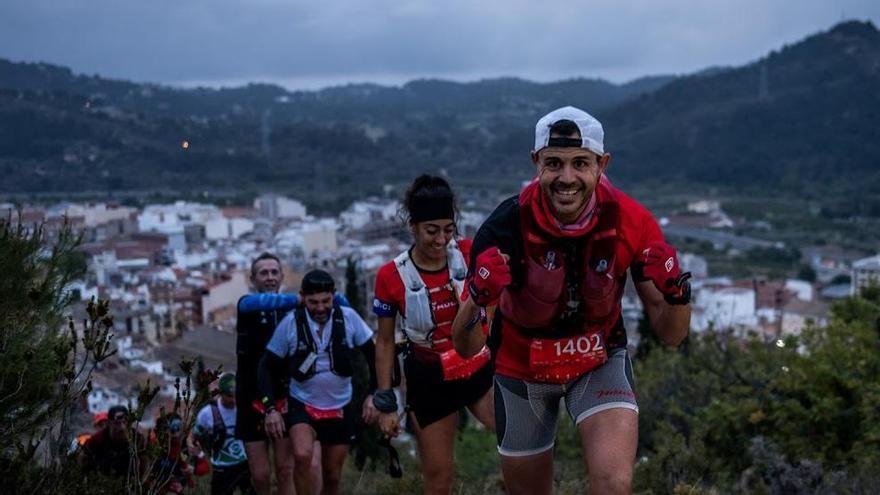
left=400, top=174, right=458, bottom=225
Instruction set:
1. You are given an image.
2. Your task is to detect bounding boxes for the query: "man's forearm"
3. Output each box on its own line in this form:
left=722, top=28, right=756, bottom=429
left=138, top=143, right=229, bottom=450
left=239, top=293, right=298, bottom=313
left=375, top=321, right=396, bottom=390
left=358, top=339, right=379, bottom=391
left=452, top=297, right=487, bottom=358
left=256, top=351, right=283, bottom=404
left=651, top=304, right=691, bottom=346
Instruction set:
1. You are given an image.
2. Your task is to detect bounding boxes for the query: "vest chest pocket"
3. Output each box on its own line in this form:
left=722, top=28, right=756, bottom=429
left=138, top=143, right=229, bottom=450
left=403, top=287, right=435, bottom=338
left=524, top=254, right=567, bottom=302
left=581, top=265, right=619, bottom=321
left=500, top=255, right=567, bottom=329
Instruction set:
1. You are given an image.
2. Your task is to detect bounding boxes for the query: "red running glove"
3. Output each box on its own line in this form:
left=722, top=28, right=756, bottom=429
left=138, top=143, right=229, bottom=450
left=635, top=241, right=691, bottom=304
left=468, top=248, right=512, bottom=306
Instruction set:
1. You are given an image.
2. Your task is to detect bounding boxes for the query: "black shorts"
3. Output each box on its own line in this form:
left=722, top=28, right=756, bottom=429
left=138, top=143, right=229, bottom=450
left=235, top=399, right=285, bottom=444
left=235, top=373, right=289, bottom=443
left=403, top=351, right=494, bottom=428
left=210, top=462, right=253, bottom=495
left=285, top=396, right=355, bottom=446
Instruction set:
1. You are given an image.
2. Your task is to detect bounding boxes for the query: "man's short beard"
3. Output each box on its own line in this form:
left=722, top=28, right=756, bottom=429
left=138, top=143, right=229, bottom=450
left=309, top=309, right=329, bottom=323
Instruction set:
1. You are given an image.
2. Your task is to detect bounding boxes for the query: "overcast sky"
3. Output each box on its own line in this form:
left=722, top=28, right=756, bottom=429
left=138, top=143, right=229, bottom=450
left=1, top=0, right=878, bottom=90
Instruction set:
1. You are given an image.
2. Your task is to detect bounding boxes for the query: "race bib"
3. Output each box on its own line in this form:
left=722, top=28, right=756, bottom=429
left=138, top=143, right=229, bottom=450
left=304, top=404, right=344, bottom=421
left=439, top=346, right=490, bottom=381
left=528, top=331, right=608, bottom=383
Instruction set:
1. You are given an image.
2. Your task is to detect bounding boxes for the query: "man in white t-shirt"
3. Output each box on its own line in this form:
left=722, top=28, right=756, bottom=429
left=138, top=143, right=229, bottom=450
left=195, top=373, right=253, bottom=495
left=257, top=269, right=378, bottom=495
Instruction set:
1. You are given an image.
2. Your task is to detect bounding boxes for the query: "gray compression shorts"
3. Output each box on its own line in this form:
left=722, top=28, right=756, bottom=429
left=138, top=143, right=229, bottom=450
left=493, top=348, right=638, bottom=457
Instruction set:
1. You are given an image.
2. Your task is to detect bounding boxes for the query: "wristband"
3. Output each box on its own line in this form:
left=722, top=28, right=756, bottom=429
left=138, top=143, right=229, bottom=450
left=262, top=396, right=276, bottom=415
left=463, top=307, right=486, bottom=331
left=373, top=389, right=398, bottom=413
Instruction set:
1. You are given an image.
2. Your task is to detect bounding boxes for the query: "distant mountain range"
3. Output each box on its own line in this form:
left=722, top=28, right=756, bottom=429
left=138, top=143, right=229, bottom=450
left=1, top=20, right=878, bottom=209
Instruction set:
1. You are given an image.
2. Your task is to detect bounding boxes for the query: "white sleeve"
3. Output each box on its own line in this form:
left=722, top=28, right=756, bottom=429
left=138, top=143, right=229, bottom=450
left=195, top=405, right=213, bottom=433
left=266, top=313, right=295, bottom=357
left=343, top=307, right=374, bottom=347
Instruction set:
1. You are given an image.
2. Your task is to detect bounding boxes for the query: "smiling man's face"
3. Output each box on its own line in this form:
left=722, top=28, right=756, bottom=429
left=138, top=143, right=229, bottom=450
left=531, top=137, right=609, bottom=224
left=251, top=258, right=283, bottom=293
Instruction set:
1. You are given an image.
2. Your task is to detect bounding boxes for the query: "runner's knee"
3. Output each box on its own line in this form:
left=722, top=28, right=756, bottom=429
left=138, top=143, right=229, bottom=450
left=589, top=470, right=632, bottom=495
left=421, top=461, right=453, bottom=488
left=273, top=450, right=294, bottom=478
left=276, top=461, right=294, bottom=479
left=293, top=443, right=313, bottom=468
left=249, top=461, right=271, bottom=487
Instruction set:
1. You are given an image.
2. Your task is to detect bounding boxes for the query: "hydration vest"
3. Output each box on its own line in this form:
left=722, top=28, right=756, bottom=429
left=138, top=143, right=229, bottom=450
left=236, top=296, right=292, bottom=366
left=236, top=296, right=291, bottom=400
left=499, top=180, right=625, bottom=340
left=289, top=304, right=353, bottom=382
left=393, top=239, right=467, bottom=347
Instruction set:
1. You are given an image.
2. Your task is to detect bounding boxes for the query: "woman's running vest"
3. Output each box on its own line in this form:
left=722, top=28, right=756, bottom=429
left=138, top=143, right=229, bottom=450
left=392, top=239, right=467, bottom=347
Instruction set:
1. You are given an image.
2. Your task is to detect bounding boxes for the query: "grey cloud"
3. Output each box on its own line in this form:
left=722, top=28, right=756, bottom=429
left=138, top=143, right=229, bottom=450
left=0, top=0, right=878, bottom=88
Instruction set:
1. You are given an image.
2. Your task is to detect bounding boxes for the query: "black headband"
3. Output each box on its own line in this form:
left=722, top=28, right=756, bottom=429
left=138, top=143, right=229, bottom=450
left=409, top=196, right=455, bottom=224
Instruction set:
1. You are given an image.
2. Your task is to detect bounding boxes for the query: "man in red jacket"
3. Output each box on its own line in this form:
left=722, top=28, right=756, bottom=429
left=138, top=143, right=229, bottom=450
left=452, top=106, right=691, bottom=495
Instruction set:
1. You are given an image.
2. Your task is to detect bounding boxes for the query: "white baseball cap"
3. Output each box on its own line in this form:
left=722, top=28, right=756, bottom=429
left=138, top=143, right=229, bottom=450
left=534, top=106, right=604, bottom=155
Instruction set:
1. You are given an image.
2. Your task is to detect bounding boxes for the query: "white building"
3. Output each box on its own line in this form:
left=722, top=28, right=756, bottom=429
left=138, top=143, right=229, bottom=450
left=274, top=219, right=339, bottom=257
left=66, top=280, right=99, bottom=301
left=852, top=254, right=880, bottom=296
left=49, top=202, right=136, bottom=227
left=340, top=200, right=400, bottom=230
left=340, top=240, right=401, bottom=272
left=204, top=217, right=229, bottom=240
left=254, top=194, right=307, bottom=220
left=228, top=218, right=255, bottom=238
left=688, top=200, right=721, bottom=214
left=87, top=388, right=121, bottom=414
left=91, top=251, right=119, bottom=286
left=680, top=253, right=709, bottom=279
left=784, top=279, right=813, bottom=302
left=201, top=271, right=249, bottom=324
left=87, top=386, right=139, bottom=414
left=302, top=219, right=339, bottom=254
left=692, top=285, right=757, bottom=332
left=131, top=359, right=165, bottom=375
left=140, top=202, right=253, bottom=241
left=89, top=250, right=150, bottom=287
left=139, top=202, right=213, bottom=234
left=780, top=311, right=827, bottom=336
left=174, top=249, right=219, bottom=270
left=203, top=216, right=254, bottom=241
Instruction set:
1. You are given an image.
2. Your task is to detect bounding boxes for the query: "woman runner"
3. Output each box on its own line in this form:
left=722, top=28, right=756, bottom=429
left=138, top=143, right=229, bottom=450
left=371, top=175, right=495, bottom=495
